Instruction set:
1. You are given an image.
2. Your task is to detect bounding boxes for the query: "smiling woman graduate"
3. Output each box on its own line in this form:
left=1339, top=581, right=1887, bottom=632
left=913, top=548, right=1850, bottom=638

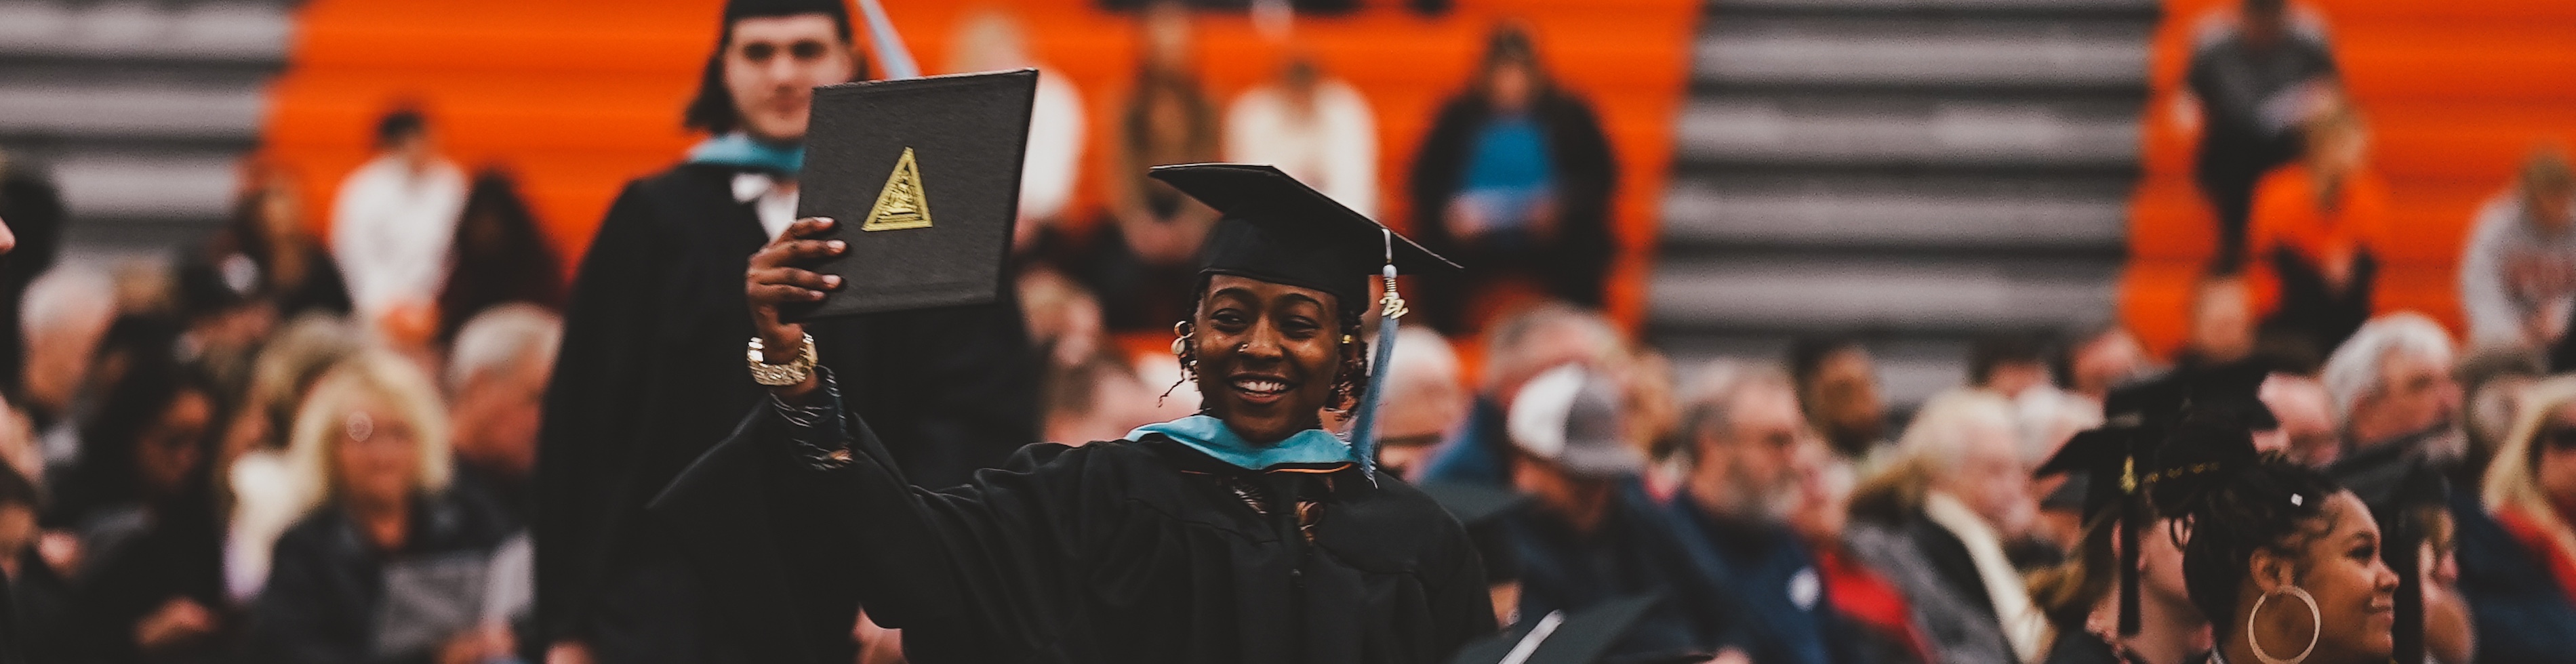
left=691, top=163, right=1496, bottom=663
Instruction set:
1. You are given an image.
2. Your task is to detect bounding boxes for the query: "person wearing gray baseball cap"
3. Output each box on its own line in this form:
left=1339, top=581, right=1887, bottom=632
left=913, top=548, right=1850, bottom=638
left=1500, top=365, right=1750, bottom=663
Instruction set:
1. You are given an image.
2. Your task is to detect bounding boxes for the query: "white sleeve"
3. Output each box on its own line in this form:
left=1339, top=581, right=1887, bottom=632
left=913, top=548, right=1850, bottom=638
left=2460, top=194, right=2527, bottom=345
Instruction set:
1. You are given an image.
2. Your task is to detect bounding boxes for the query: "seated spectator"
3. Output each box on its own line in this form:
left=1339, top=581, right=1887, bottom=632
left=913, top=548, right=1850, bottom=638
left=2247, top=98, right=2388, bottom=353
left=1, top=465, right=73, bottom=664
left=2457, top=346, right=2547, bottom=482
left=2259, top=371, right=2339, bottom=467
left=1665, top=362, right=1856, bottom=664
left=1969, top=333, right=2053, bottom=400
left=1780, top=431, right=1931, bottom=664
left=1038, top=352, right=1154, bottom=447
left=1224, top=54, right=1378, bottom=216
left=1420, top=302, right=1624, bottom=488
left=435, top=170, right=563, bottom=347
left=63, top=362, right=235, bottom=663
left=332, top=107, right=467, bottom=331
left=1408, top=24, right=1617, bottom=334
left=1844, top=390, right=2047, bottom=664
left=2057, top=325, right=2152, bottom=402
left=16, top=266, right=117, bottom=472
left=1087, top=0, right=1222, bottom=331
left=445, top=304, right=560, bottom=526
left=222, top=314, right=362, bottom=604
left=2321, top=312, right=2461, bottom=458
left=1788, top=337, right=1889, bottom=462
left=2464, top=375, right=2576, bottom=662
left=1373, top=327, right=1468, bottom=482
left=945, top=9, right=1087, bottom=260
left=1015, top=268, right=1106, bottom=371
left=1502, top=365, right=1744, bottom=661
left=243, top=350, right=517, bottom=664
left=208, top=167, right=351, bottom=323
left=2027, top=514, right=2205, bottom=664
left=2188, top=0, right=2339, bottom=271
left=2461, top=149, right=2576, bottom=350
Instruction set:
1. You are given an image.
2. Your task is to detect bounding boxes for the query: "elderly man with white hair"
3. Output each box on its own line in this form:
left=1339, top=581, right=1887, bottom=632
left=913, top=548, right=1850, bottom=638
left=1420, top=303, right=1626, bottom=488
left=1844, top=390, right=2047, bottom=664
left=2321, top=312, right=2463, bottom=457
left=1664, top=360, right=1857, bottom=664
left=16, top=265, right=116, bottom=469
left=445, top=304, right=561, bottom=525
left=1370, top=327, right=1468, bottom=482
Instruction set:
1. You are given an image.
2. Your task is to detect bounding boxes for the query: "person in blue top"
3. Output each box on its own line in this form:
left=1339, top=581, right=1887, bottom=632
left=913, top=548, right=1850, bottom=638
left=661, top=164, right=1496, bottom=663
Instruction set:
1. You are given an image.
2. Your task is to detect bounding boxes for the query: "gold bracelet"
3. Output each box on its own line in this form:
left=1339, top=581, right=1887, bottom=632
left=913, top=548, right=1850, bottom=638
left=746, top=333, right=818, bottom=386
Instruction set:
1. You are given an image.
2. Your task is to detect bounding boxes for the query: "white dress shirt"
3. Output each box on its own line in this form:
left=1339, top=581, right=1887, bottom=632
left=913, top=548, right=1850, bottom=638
left=329, top=155, right=468, bottom=320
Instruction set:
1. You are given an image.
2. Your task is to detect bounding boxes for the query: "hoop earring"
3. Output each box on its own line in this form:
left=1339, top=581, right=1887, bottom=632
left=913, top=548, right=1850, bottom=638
left=1163, top=321, right=1196, bottom=405
left=2247, top=585, right=2320, bottom=664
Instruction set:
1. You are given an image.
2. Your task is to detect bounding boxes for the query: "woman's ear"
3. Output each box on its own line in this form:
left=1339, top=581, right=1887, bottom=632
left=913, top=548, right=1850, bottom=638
left=2248, top=547, right=2297, bottom=594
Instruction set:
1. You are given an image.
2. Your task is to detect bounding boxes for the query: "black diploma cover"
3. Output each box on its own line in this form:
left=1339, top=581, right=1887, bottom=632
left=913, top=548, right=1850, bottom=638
left=784, top=68, right=1037, bottom=320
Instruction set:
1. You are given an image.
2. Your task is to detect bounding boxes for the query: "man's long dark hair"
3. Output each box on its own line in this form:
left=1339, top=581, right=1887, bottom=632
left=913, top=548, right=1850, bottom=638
left=681, top=12, right=862, bottom=136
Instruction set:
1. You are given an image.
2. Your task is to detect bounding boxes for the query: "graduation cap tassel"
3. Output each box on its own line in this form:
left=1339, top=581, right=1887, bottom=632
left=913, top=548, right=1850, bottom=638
left=2392, top=512, right=2425, bottom=664
left=1345, top=230, right=1407, bottom=483
left=851, top=0, right=921, bottom=79
left=2118, top=455, right=2141, bottom=637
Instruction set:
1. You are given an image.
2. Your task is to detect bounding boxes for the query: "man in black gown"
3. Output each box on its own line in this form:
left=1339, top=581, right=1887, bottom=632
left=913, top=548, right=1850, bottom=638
left=534, top=1, right=1039, bottom=661
left=666, top=164, right=1495, bottom=663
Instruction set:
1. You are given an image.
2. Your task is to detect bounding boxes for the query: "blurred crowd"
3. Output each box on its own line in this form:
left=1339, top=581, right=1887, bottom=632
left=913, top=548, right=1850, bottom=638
left=0, top=0, right=2571, bottom=663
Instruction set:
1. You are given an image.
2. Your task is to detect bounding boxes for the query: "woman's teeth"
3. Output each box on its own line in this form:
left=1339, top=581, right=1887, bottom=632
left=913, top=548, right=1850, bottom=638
left=1234, top=379, right=1289, bottom=394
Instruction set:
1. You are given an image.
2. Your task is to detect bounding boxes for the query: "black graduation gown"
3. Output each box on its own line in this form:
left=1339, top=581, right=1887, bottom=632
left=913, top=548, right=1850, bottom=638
left=239, top=490, right=518, bottom=664
left=654, top=404, right=1497, bottom=664
left=534, top=163, right=1038, bottom=663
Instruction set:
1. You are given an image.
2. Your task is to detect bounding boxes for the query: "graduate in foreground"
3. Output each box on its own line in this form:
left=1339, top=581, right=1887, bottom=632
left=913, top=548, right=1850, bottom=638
left=686, top=163, right=1497, bottom=663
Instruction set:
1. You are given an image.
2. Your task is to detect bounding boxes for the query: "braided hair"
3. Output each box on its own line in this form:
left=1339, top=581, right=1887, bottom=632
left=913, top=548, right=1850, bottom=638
left=2152, top=415, right=2348, bottom=642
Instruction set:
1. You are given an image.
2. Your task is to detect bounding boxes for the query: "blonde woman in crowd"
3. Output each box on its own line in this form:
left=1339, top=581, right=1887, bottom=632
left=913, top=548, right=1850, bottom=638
left=2466, top=375, right=2576, bottom=661
left=241, top=350, right=516, bottom=664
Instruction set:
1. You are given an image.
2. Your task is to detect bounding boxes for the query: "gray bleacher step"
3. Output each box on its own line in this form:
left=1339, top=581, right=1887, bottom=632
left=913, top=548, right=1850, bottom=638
left=0, top=83, right=266, bottom=142
left=1698, top=16, right=2148, bottom=89
left=1648, top=255, right=2118, bottom=331
left=1676, top=95, right=2139, bottom=169
left=0, top=1, right=290, bottom=65
left=1659, top=174, right=2128, bottom=249
left=50, top=150, right=242, bottom=222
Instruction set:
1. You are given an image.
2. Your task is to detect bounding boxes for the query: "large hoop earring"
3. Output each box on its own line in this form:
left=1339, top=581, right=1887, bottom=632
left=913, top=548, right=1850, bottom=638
left=2247, top=585, right=2320, bottom=664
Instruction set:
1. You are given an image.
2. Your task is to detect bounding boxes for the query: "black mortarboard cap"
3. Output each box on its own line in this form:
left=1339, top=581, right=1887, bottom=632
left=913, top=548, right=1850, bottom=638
left=1150, top=164, right=1458, bottom=312
left=1422, top=482, right=1530, bottom=584
left=2327, top=442, right=2449, bottom=664
left=1446, top=595, right=1664, bottom=664
left=725, top=0, right=851, bottom=29
left=784, top=70, right=1037, bottom=320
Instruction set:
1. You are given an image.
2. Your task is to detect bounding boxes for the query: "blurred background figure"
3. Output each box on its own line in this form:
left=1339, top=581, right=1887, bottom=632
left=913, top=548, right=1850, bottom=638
left=222, top=314, right=362, bottom=607
left=445, top=304, right=558, bottom=526
left=1967, top=333, right=2052, bottom=400
left=2181, top=277, right=2258, bottom=368
left=1845, top=390, right=2047, bottom=664
left=1371, top=327, right=1467, bottom=482
left=1665, top=361, right=1855, bottom=664
left=1089, top=0, right=1222, bottom=331
left=2460, top=148, right=2576, bottom=350
left=2056, top=325, right=2152, bottom=403
left=946, top=9, right=1087, bottom=261
left=2455, top=346, right=2546, bottom=481
left=2247, top=96, right=2386, bottom=355
left=2259, top=371, right=2341, bottom=466
left=1408, top=24, right=1615, bottom=335
left=329, top=107, right=466, bottom=338
left=1037, top=352, right=1153, bottom=446
left=434, top=171, right=563, bottom=348
left=2188, top=0, right=2339, bottom=272
left=2320, top=312, right=2460, bottom=459
left=16, top=266, right=117, bottom=474
left=1, top=464, right=71, bottom=664
left=176, top=165, right=349, bottom=388
left=1500, top=364, right=1742, bottom=662
left=1421, top=302, right=1623, bottom=488
left=2464, top=375, right=2576, bottom=663
left=1787, top=337, right=1888, bottom=463
left=61, top=361, right=234, bottom=663
left=1014, top=268, right=1105, bottom=372
left=1223, top=53, right=1378, bottom=216
left=0, top=156, right=67, bottom=400
left=244, top=350, right=517, bottom=664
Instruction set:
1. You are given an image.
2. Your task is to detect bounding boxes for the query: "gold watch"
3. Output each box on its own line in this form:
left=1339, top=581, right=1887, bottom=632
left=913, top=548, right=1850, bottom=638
left=747, top=333, right=818, bottom=386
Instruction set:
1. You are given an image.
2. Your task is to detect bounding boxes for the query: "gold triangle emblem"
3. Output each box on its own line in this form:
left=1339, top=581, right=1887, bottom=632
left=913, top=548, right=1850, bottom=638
left=861, top=147, right=933, bottom=231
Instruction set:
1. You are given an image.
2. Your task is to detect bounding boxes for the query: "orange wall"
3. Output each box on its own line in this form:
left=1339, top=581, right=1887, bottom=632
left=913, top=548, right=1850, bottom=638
left=258, top=0, right=1699, bottom=328
left=2122, top=0, right=2576, bottom=356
